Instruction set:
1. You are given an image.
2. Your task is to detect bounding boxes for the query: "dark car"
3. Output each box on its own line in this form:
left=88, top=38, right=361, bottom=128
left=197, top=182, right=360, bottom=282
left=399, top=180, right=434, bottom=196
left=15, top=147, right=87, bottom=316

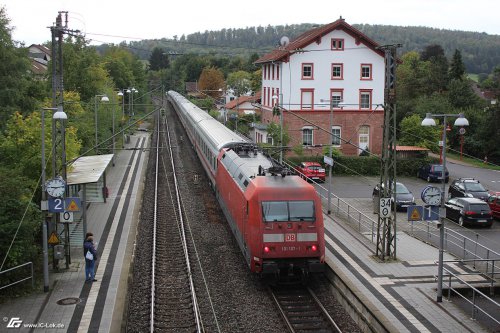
left=372, top=182, right=415, bottom=211
left=295, top=162, right=326, bottom=182
left=445, top=197, right=493, bottom=227
left=448, top=178, right=489, bottom=201
left=487, top=192, right=500, bottom=219
left=417, top=164, right=449, bottom=183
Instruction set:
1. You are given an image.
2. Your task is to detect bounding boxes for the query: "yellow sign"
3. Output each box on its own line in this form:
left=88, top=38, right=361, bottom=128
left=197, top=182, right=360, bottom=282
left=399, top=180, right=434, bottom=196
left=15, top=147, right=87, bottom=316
left=66, top=199, right=80, bottom=212
left=410, top=207, right=422, bottom=221
left=48, top=232, right=60, bottom=245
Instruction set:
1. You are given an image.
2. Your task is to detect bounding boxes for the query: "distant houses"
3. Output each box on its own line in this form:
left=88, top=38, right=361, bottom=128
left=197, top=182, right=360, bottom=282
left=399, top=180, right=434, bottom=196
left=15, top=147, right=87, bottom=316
left=28, top=44, right=51, bottom=79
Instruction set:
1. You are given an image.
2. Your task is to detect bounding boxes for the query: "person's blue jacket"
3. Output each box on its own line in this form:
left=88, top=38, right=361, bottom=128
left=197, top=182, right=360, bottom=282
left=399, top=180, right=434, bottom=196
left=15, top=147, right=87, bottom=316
left=84, top=240, right=97, bottom=261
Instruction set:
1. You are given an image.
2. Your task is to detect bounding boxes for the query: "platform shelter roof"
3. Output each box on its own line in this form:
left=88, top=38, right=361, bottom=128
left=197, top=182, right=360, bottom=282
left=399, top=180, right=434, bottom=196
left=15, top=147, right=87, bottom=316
left=67, top=154, right=113, bottom=185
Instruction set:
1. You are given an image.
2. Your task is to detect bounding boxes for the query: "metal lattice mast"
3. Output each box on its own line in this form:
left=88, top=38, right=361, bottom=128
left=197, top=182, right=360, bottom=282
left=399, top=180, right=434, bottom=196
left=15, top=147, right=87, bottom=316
left=376, top=44, right=401, bottom=261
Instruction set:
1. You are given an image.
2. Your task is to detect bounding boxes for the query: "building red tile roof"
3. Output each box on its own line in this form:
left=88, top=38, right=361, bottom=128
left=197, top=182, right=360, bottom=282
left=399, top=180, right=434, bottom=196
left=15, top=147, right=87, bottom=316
left=255, top=18, right=384, bottom=64
left=225, top=91, right=261, bottom=109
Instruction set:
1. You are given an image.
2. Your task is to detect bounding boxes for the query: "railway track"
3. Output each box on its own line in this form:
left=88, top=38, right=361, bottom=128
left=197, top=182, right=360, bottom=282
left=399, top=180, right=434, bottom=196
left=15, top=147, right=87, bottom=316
left=150, top=111, right=202, bottom=332
left=269, top=285, right=343, bottom=333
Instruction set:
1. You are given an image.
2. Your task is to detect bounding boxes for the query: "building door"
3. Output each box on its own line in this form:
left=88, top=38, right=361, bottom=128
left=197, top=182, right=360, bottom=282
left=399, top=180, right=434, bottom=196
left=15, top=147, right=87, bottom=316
left=358, top=126, right=369, bottom=154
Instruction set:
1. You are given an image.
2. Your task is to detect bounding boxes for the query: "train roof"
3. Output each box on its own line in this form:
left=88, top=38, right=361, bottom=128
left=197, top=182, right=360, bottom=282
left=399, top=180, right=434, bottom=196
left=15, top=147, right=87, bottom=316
left=168, top=90, right=248, bottom=151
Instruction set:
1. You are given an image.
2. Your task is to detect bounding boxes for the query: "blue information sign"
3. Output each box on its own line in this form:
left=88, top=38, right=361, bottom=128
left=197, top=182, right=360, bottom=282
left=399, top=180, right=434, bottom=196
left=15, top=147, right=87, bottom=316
left=48, top=198, right=65, bottom=213
left=407, top=205, right=423, bottom=221
left=423, top=205, right=440, bottom=221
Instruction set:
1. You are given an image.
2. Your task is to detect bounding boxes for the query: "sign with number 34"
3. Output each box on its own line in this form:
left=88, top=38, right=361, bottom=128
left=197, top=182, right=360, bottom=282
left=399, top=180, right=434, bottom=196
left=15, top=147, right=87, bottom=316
left=379, top=197, right=392, bottom=218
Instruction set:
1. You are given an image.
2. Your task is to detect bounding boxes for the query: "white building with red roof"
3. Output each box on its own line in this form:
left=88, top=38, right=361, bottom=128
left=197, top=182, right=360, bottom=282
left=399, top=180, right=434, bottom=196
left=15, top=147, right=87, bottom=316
left=254, top=18, right=385, bottom=155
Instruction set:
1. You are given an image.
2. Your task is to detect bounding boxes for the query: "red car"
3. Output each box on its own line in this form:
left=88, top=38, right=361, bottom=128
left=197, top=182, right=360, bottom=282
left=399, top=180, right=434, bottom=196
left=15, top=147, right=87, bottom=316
left=487, top=192, right=500, bottom=219
left=295, top=162, right=326, bottom=182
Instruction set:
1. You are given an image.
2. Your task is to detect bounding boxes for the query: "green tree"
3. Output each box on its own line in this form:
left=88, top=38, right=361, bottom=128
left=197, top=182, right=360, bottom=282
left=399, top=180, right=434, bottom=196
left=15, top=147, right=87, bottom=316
left=227, top=70, right=252, bottom=95
left=149, top=47, right=170, bottom=71
left=398, top=114, right=441, bottom=151
left=449, top=49, right=466, bottom=81
left=0, top=7, right=45, bottom=130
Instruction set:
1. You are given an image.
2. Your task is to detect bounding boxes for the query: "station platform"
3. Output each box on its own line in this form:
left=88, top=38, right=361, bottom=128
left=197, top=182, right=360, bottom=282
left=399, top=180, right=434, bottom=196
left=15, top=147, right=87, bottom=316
left=0, top=131, right=150, bottom=332
left=323, top=211, right=493, bottom=332
left=0, top=131, right=495, bottom=332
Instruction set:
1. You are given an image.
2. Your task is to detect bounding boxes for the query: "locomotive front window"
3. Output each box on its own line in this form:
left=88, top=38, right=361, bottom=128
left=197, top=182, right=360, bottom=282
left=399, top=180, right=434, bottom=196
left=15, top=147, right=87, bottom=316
left=289, top=201, right=315, bottom=221
left=262, top=201, right=288, bottom=222
left=262, top=201, right=315, bottom=222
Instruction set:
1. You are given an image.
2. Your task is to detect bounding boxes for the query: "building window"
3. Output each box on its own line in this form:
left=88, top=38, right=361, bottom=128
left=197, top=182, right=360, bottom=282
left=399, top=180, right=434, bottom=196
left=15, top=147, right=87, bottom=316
left=277, top=65, right=280, bottom=80
left=359, top=126, right=370, bottom=154
left=330, top=89, right=343, bottom=108
left=272, top=64, right=275, bottom=80
left=302, top=63, right=314, bottom=79
left=301, top=89, right=314, bottom=110
left=331, top=63, right=343, bottom=80
left=302, top=127, right=313, bottom=146
left=361, top=64, right=372, bottom=80
left=360, top=90, right=372, bottom=109
left=332, top=126, right=341, bottom=146
left=267, top=134, right=273, bottom=145
left=331, top=38, right=344, bottom=50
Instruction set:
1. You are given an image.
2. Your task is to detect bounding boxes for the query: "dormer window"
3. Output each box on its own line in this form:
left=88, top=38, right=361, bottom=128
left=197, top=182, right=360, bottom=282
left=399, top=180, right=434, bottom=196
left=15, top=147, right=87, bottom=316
left=331, top=39, right=344, bottom=50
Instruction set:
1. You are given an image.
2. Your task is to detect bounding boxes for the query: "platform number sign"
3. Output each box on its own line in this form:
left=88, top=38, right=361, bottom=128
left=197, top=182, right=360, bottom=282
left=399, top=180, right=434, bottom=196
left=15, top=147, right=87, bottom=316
left=48, top=198, right=65, bottom=213
left=379, top=198, right=391, bottom=218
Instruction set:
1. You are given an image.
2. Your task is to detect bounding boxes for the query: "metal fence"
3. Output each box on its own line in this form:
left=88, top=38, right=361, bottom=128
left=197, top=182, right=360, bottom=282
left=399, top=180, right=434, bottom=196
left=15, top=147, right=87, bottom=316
left=0, top=262, right=34, bottom=291
left=444, top=265, right=500, bottom=327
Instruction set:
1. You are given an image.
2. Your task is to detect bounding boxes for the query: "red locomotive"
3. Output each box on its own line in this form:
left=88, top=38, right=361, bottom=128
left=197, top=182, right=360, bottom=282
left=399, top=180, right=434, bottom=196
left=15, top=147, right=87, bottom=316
left=167, top=91, right=325, bottom=277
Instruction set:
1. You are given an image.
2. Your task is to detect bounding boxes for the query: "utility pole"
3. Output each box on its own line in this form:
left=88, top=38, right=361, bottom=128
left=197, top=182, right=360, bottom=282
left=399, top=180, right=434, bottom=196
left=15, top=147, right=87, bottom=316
left=49, top=12, right=82, bottom=269
left=376, top=44, right=401, bottom=261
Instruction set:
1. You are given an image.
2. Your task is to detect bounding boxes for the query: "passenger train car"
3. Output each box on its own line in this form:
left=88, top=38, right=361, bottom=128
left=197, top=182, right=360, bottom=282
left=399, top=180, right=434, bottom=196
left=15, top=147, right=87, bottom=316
left=167, top=91, right=325, bottom=277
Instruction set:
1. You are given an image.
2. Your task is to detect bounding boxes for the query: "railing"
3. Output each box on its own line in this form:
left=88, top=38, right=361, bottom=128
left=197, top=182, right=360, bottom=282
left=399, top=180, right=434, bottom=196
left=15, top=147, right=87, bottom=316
left=408, top=219, right=500, bottom=278
left=443, top=266, right=500, bottom=327
left=0, top=262, right=34, bottom=291
left=282, top=161, right=378, bottom=244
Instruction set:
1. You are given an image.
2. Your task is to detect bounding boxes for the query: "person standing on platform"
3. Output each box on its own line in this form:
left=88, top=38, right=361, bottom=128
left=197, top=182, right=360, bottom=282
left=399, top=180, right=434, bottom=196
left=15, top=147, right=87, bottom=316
left=84, top=234, right=98, bottom=282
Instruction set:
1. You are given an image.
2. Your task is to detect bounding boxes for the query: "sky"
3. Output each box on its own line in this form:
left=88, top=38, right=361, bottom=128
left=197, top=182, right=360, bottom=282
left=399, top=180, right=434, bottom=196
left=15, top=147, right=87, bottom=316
left=2, top=0, right=499, bottom=46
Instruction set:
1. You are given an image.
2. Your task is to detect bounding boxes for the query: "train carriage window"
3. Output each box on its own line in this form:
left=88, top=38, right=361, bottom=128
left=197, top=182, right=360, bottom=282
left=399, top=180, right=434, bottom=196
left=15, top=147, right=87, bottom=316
left=289, top=201, right=315, bottom=221
left=262, top=201, right=288, bottom=222
left=243, top=180, right=249, bottom=188
left=238, top=173, right=243, bottom=180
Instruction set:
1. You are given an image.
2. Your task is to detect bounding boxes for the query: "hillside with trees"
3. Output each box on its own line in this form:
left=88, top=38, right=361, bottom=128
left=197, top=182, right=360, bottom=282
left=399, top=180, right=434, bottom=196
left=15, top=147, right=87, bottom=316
left=122, top=23, right=500, bottom=74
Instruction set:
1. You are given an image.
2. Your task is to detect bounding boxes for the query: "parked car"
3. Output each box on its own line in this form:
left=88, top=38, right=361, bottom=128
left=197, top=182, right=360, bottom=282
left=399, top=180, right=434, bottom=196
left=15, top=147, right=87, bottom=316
left=445, top=197, right=493, bottom=227
left=295, top=162, right=326, bottom=182
left=372, top=182, right=415, bottom=211
left=417, top=164, right=449, bottom=183
left=487, top=192, right=500, bottom=219
left=448, top=178, right=489, bottom=201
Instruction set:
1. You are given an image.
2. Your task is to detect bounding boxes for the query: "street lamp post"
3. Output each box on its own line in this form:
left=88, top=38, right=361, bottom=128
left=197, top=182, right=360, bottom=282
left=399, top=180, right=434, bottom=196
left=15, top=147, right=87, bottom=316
left=272, top=94, right=283, bottom=164
left=421, top=112, right=469, bottom=302
left=94, top=94, right=109, bottom=154
left=41, top=107, right=57, bottom=291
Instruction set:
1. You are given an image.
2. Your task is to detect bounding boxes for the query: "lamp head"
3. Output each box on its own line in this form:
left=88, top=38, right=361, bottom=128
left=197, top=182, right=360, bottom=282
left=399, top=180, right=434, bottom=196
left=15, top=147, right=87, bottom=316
left=272, top=95, right=278, bottom=101
left=101, top=95, right=109, bottom=102
left=421, top=113, right=436, bottom=126
left=117, top=91, right=124, bottom=96
left=454, top=114, right=469, bottom=127
left=53, top=106, right=67, bottom=120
